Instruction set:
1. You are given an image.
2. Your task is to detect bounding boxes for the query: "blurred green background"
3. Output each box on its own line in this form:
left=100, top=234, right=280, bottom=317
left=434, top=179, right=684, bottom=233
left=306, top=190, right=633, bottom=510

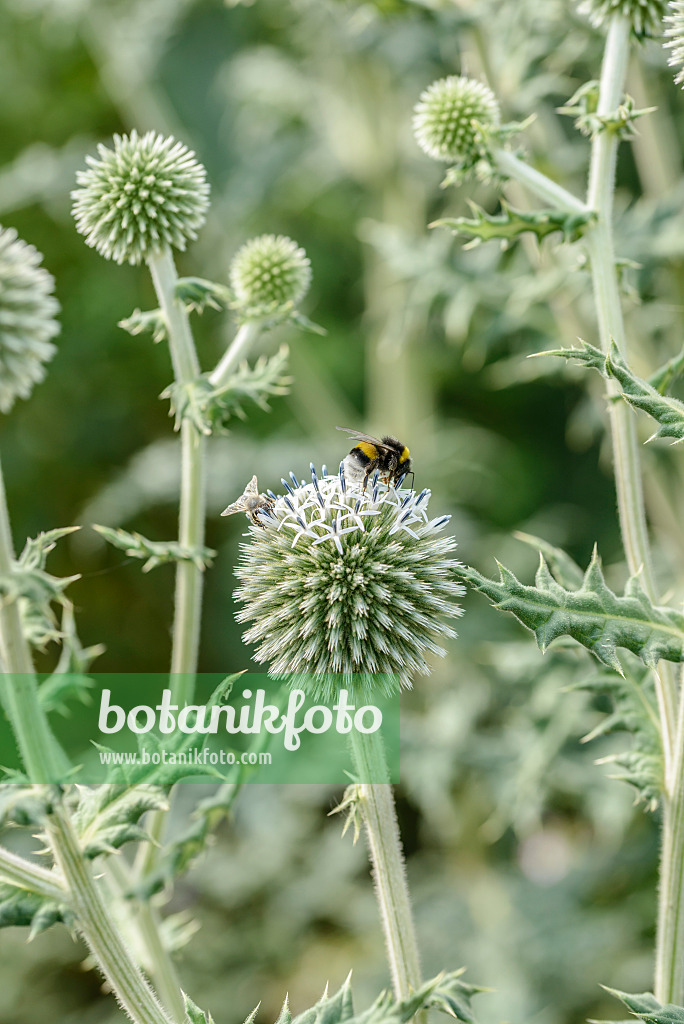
left=2, top=0, right=684, bottom=1021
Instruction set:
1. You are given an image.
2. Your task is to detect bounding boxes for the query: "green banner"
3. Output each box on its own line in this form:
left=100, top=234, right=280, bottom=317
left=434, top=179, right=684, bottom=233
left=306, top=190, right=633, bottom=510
left=0, top=673, right=400, bottom=784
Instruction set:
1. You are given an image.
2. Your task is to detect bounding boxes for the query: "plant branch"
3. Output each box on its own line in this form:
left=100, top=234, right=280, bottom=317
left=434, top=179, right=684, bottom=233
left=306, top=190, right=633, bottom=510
left=45, top=802, right=177, bottom=1024
left=148, top=248, right=206, bottom=703
left=0, top=843, right=65, bottom=901
left=493, top=148, right=587, bottom=216
left=208, top=321, right=261, bottom=389
left=0, top=454, right=67, bottom=781
left=349, top=729, right=422, bottom=1002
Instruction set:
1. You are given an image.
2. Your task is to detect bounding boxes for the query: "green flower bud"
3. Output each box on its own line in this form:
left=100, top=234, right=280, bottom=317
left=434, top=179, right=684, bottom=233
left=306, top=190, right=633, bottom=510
left=0, top=226, right=59, bottom=414
left=72, top=131, right=209, bottom=265
left=230, top=234, right=311, bottom=316
left=234, top=464, right=464, bottom=703
left=577, top=0, right=667, bottom=36
left=412, top=76, right=500, bottom=166
left=666, top=1, right=684, bottom=83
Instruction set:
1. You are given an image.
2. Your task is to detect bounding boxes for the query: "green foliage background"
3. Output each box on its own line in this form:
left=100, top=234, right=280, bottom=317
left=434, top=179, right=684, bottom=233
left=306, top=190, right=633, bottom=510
left=2, top=0, right=684, bottom=1022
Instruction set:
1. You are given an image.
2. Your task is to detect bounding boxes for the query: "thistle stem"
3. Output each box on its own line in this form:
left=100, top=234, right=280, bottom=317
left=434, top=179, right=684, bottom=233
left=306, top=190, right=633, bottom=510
left=148, top=248, right=206, bottom=703
left=492, top=148, right=588, bottom=216
left=349, top=728, right=421, bottom=1001
left=209, top=321, right=261, bottom=389
left=45, top=802, right=177, bottom=1024
left=0, top=843, right=65, bottom=901
left=581, top=13, right=682, bottom=1003
left=0, top=454, right=66, bottom=781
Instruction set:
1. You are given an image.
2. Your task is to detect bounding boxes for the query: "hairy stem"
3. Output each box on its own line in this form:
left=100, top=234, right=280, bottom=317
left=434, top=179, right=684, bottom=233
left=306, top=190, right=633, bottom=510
left=580, top=13, right=682, bottom=1003
left=0, top=455, right=66, bottom=781
left=148, top=248, right=206, bottom=703
left=46, top=802, right=177, bottom=1024
left=349, top=729, right=421, bottom=1001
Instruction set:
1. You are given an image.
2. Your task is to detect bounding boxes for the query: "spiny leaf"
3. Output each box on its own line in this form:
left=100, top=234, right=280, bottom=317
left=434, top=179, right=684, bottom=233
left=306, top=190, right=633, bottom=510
left=93, top=525, right=215, bottom=572
left=513, top=531, right=584, bottom=590
left=118, top=307, right=168, bottom=344
left=74, top=784, right=168, bottom=859
left=163, top=345, right=291, bottom=435
left=175, top=277, right=231, bottom=314
left=543, top=340, right=684, bottom=443
left=0, top=785, right=53, bottom=828
left=648, top=347, right=684, bottom=395
left=432, top=200, right=593, bottom=248
left=603, top=987, right=684, bottom=1024
left=0, top=885, right=71, bottom=936
left=459, top=547, right=684, bottom=671
left=570, top=665, right=662, bottom=809
left=183, top=991, right=216, bottom=1024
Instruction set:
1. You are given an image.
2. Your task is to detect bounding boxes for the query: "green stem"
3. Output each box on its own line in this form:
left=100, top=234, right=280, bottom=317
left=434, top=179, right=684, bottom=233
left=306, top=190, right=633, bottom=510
left=0, top=454, right=66, bottom=781
left=208, top=321, right=261, bottom=389
left=45, top=802, right=176, bottom=1024
left=0, top=843, right=65, bottom=901
left=580, top=14, right=682, bottom=1003
left=349, top=728, right=421, bottom=1001
left=492, top=148, right=588, bottom=215
left=148, top=248, right=206, bottom=703
left=107, top=855, right=186, bottom=1022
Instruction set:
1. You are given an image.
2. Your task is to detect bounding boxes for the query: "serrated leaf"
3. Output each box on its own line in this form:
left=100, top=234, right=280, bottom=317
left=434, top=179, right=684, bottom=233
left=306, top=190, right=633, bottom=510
left=544, top=340, right=684, bottom=443
left=183, top=991, right=216, bottom=1024
left=571, top=664, right=662, bottom=809
left=513, top=532, right=584, bottom=589
left=432, top=200, right=593, bottom=248
left=93, top=525, right=215, bottom=572
left=119, top=308, right=168, bottom=344
left=648, top=347, right=684, bottom=395
left=74, top=784, right=168, bottom=859
left=0, top=884, right=71, bottom=936
left=459, top=547, right=684, bottom=671
left=0, top=785, right=53, bottom=827
left=175, top=277, right=231, bottom=314
left=603, top=988, right=682, bottom=1024
left=163, top=346, right=291, bottom=435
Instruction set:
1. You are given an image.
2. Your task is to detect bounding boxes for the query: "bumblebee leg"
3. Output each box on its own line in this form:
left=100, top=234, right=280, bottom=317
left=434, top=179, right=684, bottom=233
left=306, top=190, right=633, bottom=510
left=362, top=458, right=379, bottom=494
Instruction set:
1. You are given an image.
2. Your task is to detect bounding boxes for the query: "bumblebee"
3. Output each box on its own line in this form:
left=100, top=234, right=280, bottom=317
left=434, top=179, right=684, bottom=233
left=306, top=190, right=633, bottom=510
left=337, top=427, right=413, bottom=490
left=221, top=475, right=274, bottom=528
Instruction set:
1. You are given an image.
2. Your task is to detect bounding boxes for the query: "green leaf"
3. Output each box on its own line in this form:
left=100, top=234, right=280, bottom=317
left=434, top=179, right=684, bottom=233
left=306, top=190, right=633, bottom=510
left=513, top=531, right=584, bottom=590
left=459, top=547, right=684, bottom=671
left=432, top=200, right=593, bottom=248
left=571, top=664, right=662, bottom=809
left=74, top=784, right=168, bottom=859
left=175, top=277, right=231, bottom=314
left=93, top=525, right=216, bottom=572
left=544, top=340, right=684, bottom=442
left=183, top=991, right=216, bottom=1024
left=648, top=347, right=684, bottom=395
left=162, top=345, right=291, bottom=435
left=118, top=307, right=168, bottom=344
left=603, top=988, right=684, bottom=1024
left=0, top=885, right=71, bottom=936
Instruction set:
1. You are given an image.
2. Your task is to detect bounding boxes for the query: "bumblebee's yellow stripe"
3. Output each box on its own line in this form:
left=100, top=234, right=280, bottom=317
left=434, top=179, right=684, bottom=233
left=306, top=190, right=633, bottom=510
left=399, top=447, right=410, bottom=464
left=355, top=441, right=377, bottom=460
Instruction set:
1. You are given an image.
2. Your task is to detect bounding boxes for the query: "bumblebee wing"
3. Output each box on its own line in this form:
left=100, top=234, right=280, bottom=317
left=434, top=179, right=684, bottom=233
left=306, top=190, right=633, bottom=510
left=336, top=427, right=399, bottom=454
left=220, top=500, right=246, bottom=517
left=244, top=475, right=259, bottom=497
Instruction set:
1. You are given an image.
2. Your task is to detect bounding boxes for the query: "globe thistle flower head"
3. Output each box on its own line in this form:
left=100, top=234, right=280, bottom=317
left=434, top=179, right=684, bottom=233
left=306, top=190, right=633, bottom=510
left=234, top=464, right=464, bottom=704
left=0, top=226, right=59, bottom=414
left=666, top=1, right=684, bottom=83
left=72, top=131, right=209, bottom=265
left=413, top=76, right=500, bottom=168
left=230, top=234, right=312, bottom=320
left=577, top=0, right=668, bottom=37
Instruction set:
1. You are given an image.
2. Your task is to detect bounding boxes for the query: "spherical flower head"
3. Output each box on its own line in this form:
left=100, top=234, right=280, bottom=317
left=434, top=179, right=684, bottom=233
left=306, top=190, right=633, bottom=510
left=413, top=76, right=500, bottom=166
left=0, top=226, right=59, bottom=414
left=666, top=1, right=684, bottom=83
left=230, top=234, right=312, bottom=318
left=72, top=130, right=209, bottom=265
left=234, top=465, right=464, bottom=704
left=577, top=0, right=667, bottom=37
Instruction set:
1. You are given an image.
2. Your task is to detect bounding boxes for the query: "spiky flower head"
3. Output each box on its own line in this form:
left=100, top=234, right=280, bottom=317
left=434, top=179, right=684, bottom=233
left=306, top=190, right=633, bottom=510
left=413, top=76, right=500, bottom=168
left=666, top=1, right=684, bottom=83
left=234, top=464, right=464, bottom=703
left=0, top=227, right=59, bottom=414
left=72, top=131, right=209, bottom=265
left=230, top=234, right=312, bottom=318
left=577, top=0, right=667, bottom=37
